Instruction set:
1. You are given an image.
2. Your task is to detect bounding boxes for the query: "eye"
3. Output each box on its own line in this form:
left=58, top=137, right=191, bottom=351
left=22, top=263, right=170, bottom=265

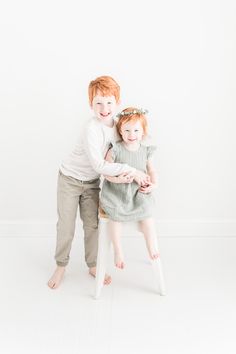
left=107, top=102, right=112, bottom=104
left=125, top=130, right=130, bottom=132
left=135, top=129, right=139, bottom=132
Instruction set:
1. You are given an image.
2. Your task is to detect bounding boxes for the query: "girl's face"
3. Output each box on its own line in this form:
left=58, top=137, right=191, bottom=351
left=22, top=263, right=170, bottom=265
left=120, top=120, right=144, bottom=145
left=91, top=93, right=118, bottom=122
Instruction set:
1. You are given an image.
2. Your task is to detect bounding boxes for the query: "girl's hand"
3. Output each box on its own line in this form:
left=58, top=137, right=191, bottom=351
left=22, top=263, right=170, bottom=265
left=139, top=182, right=155, bottom=194
left=134, top=171, right=150, bottom=186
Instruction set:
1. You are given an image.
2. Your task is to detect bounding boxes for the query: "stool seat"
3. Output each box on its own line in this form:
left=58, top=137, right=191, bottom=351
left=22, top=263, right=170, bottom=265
left=99, top=207, right=109, bottom=219
left=94, top=211, right=166, bottom=299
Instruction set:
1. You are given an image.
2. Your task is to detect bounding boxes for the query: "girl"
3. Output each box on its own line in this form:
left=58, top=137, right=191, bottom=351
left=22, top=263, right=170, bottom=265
left=100, top=107, right=159, bottom=269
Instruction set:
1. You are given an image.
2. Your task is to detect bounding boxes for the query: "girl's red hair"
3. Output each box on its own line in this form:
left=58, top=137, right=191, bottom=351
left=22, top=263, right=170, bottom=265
left=116, top=107, right=148, bottom=137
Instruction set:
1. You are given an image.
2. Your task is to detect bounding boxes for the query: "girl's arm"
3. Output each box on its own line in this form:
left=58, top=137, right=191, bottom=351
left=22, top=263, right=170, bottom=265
left=104, top=149, right=134, bottom=184
left=139, top=158, right=157, bottom=193
left=147, top=158, right=157, bottom=185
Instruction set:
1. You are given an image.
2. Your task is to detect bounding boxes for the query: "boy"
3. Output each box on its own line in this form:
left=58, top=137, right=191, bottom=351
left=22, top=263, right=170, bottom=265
left=48, top=76, right=149, bottom=289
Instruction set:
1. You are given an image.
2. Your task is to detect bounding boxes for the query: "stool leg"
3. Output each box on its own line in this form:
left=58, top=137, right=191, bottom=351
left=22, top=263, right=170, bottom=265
left=152, top=258, right=166, bottom=295
left=152, top=236, right=166, bottom=295
left=94, top=219, right=111, bottom=299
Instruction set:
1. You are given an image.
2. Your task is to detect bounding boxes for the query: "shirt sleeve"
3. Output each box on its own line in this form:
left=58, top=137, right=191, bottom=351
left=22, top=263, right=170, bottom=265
left=84, top=123, right=135, bottom=176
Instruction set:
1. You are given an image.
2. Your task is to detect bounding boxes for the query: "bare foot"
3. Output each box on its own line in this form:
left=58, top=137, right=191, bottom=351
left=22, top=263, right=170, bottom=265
left=145, top=239, right=159, bottom=260
left=114, top=252, right=125, bottom=269
left=151, top=252, right=159, bottom=260
left=47, top=266, right=65, bottom=289
left=89, top=267, right=112, bottom=285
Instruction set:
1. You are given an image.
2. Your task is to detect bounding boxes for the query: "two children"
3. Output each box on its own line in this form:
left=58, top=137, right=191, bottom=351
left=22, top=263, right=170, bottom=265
left=48, top=76, right=149, bottom=289
left=101, top=107, right=159, bottom=269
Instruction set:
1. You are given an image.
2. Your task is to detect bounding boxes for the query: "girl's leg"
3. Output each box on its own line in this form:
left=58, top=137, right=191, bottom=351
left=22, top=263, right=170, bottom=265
left=139, top=218, right=159, bottom=260
left=108, top=220, right=125, bottom=269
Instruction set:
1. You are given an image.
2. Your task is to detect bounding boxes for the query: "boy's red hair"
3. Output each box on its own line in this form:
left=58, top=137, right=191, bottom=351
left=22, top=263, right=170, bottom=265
left=116, top=107, right=148, bottom=137
left=88, top=76, right=120, bottom=105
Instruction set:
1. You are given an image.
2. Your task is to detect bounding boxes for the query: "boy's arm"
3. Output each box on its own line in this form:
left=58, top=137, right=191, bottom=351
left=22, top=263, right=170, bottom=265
left=103, top=149, right=134, bottom=184
left=84, top=124, right=135, bottom=176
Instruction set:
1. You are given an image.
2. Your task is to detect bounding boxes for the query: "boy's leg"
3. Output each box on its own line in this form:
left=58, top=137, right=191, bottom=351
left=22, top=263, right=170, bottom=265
left=48, top=171, right=81, bottom=289
left=139, top=218, right=159, bottom=260
left=79, top=181, right=111, bottom=284
left=108, top=220, right=124, bottom=269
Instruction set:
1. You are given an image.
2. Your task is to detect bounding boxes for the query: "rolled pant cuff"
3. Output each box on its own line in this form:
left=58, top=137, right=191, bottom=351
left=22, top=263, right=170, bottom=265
left=87, top=262, right=96, bottom=268
left=56, top=261, right=68, bottom=267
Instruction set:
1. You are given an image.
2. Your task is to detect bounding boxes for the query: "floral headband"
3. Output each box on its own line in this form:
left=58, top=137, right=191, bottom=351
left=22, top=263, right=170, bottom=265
left=116, top=108, right=148, bottom=118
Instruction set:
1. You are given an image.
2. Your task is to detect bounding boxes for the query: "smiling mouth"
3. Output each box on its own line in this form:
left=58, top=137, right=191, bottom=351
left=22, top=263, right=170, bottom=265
left=128, top=139, right=137, bottom=141
left=100, top=113, right=110, bottom=117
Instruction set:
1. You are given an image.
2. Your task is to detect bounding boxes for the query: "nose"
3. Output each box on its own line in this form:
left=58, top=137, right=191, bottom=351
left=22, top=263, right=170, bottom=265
left=101, top=104, right=109, bottom=113
left=129, top=131, right=135, bottom=138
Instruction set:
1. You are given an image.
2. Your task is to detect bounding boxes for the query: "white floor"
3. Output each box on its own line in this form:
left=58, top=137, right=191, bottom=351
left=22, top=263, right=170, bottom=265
left=0, top=234, right=236, bottom=354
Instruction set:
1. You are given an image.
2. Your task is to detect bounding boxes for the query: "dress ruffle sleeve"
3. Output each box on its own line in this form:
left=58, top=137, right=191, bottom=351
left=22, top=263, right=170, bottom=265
left=109, top=142, right=121, bottom=161
left=146, top=145, right=157, bottom=159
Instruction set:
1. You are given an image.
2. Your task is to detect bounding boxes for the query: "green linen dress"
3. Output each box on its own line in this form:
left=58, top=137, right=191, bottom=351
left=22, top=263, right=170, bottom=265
left=100, top=141, right=156, bottom=222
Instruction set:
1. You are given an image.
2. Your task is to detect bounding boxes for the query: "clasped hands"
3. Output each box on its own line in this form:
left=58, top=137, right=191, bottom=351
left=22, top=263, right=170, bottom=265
left=116, top=170, right=154, bottom=194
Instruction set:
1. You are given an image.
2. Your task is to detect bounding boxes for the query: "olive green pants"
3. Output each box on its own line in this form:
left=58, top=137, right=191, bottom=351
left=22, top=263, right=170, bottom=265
left=55, top=170, right=100, bottom=268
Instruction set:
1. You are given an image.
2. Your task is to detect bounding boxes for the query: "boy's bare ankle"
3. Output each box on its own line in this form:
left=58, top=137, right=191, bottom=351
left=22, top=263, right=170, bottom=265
left=47, top=266, right=65, bottom=289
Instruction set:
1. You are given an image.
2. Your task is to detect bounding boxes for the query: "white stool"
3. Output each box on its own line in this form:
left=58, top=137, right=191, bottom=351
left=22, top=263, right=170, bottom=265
left=94, top=211, right=166, bottom=299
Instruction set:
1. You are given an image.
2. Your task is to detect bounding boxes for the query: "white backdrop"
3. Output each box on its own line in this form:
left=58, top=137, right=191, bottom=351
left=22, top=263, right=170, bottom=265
left=0, top=0, right=235, bottom=237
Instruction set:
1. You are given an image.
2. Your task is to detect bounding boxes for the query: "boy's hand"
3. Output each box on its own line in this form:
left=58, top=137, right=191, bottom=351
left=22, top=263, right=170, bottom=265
left=116, top=172, right=134, bottom=184
left=133, top=170, right=150, bottom=186
left=139, top=182, right=155, bottom=194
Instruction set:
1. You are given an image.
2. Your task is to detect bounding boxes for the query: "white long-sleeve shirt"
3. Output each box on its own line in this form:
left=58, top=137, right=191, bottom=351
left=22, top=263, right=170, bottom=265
left=60, top=117, right=135, bottom=181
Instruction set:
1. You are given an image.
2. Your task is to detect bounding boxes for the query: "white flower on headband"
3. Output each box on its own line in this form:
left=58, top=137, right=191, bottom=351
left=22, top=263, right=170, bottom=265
left=116, top=108, right=148, bottom=118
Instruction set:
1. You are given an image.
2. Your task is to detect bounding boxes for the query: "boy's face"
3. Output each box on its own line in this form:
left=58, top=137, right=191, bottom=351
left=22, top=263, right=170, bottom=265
left=91, top=93, right=119, bottom=122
